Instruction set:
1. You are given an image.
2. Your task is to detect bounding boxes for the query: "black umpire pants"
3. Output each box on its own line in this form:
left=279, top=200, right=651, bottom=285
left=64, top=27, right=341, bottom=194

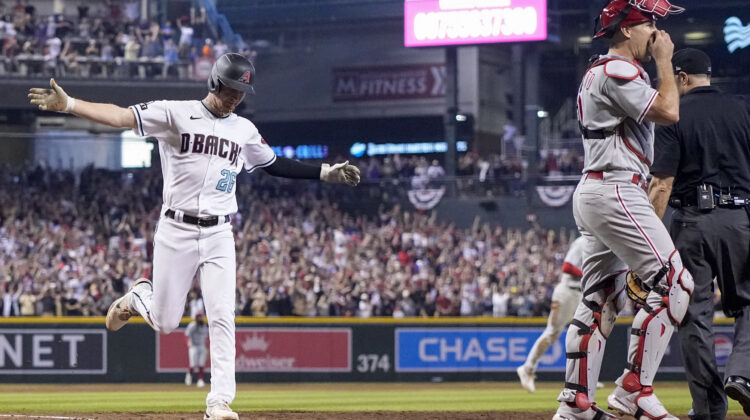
left=670, top=206, right=750, bottom=420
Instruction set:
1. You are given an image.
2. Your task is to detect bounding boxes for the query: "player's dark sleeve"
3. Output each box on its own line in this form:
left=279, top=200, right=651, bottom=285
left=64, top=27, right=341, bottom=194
left=651, top=123, right=680, bottom=177
left=261, top=156, right=322, bottom=179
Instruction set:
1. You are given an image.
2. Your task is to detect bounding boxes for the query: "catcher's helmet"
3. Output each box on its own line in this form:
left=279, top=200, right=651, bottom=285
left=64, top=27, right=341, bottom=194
left=207, top=53, right=255, bottom=94
left=594, top=0, right=685, bottom=39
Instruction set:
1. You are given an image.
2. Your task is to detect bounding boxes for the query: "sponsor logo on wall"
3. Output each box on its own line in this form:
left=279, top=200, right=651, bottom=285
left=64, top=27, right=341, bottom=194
left=658, top=326, right=734, bottom=373
left=157, top=328, right=351, bottom=372
left=332, top=64, right=446, bottom=102
left=395, top=328, right=565, bottom=371
left=724, top=16, right=750, bottom=53
left=0, top=329, right=107, bottom=374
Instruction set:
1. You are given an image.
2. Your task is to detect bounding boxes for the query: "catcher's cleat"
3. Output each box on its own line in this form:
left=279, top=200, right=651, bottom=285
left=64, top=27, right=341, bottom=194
left=105, top=277, right=152, bottom=331
left=204, top=402, right=239, bottom=420
left=607, top=383, right=678, bottom=420
left=517, top=365, right=536, bottom=393
left=553, top=402, right=616, bottom=420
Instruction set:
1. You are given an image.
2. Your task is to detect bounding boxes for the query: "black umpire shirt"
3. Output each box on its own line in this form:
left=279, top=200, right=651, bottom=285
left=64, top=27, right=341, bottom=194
left=652, top=86, right=750, bottom=199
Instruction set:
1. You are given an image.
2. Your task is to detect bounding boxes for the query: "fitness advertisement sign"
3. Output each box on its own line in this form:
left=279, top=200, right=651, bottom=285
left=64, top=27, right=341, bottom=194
left=0, top=329, right=107, bottom=374
left=157, top=327, right=351, bottom=372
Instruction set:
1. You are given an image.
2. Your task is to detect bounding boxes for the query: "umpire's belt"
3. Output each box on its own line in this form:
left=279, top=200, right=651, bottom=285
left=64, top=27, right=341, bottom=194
left=669, top=194, right=750, bottom=209
left=164, top=209, right=230, bottom=227
left=585, top=171, right=648, bottom=192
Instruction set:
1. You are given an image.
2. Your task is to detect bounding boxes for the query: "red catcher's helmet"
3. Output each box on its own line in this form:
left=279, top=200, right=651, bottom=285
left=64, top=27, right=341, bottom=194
left=594, top=0, right=685, bottom=39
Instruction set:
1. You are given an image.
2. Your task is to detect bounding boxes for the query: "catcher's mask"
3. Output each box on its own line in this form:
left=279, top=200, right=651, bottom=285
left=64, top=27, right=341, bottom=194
left=594, top=0, right=685, bottom=39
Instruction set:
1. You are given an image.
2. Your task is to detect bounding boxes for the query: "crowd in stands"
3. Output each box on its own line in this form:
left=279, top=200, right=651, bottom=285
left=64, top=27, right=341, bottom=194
left=0, top=0, right=249, bottom=79
left=0, top=162, right=606, bottom=318
left=350, top=150, right=583, bottom=198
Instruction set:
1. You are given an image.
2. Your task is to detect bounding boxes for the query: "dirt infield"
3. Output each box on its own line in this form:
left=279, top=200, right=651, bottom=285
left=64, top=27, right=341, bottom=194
left=5, top=413, right=749, bottom=420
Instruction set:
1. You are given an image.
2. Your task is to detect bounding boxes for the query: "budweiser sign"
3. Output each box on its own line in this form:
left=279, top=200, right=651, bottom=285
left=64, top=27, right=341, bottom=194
left=157, top=327, right=351, bottom=372
left=332, top=64, right=446, bottom=102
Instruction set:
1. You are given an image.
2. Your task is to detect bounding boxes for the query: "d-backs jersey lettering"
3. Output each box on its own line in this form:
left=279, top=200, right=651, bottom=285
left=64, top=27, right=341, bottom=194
left=129, top=100, right=276, bottom=217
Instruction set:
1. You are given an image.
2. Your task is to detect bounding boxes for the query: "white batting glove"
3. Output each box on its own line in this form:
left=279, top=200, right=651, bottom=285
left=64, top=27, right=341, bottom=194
left=320, top=161, right=361, bottom=186
left=28, top=78, right=75, bottom=113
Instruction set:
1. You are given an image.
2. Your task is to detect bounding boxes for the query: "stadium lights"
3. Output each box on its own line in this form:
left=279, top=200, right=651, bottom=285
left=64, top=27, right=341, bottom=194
left=537, top=110, right=549, bottom=119
left=455, top=114, right=468, bottom=122
left=684, top=31, right=712, bottom=45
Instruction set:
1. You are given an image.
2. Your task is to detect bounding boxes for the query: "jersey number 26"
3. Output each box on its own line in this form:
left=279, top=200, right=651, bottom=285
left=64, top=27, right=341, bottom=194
left=216, top=170, right=237, bottom=193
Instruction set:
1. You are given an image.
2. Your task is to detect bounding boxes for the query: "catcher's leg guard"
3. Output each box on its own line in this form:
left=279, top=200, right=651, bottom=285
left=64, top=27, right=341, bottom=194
left=613, top=251, right=694, bottom=419
left=627, top=250, right=694, bottom=386
left=558, top=271, right=627, bottom=411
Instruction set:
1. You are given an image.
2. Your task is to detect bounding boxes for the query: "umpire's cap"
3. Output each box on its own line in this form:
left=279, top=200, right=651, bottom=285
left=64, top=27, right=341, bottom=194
left=672, top=48, right=712, bottom=75
left=594, top=0, right=684, bottom=39
left=208, top=53, right=255, bottom=94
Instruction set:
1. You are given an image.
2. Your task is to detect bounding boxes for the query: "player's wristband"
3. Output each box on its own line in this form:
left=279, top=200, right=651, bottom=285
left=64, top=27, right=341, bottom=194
left=64, top=97, right=76, bottom=113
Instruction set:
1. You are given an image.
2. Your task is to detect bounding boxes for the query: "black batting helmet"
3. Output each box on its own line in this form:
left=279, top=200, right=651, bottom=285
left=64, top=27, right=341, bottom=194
left=207, top=53, right=255, bottom=94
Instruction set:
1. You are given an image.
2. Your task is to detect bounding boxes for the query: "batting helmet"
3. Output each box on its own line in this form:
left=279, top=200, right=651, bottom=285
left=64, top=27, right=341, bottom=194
left=593, top=0, right=685, bottom=39
left=207, top=53, right=255, bottom=94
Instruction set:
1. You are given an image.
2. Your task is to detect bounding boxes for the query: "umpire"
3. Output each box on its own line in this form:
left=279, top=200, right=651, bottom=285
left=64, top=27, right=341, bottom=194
left=650, top=48, right=750, bottom=420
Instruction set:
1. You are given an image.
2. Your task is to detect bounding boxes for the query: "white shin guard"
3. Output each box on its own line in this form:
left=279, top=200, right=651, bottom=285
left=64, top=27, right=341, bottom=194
left=559, top=271, right=627, bottom=410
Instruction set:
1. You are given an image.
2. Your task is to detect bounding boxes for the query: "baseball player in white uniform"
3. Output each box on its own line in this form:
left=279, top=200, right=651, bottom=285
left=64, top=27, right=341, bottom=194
left=185, top=313, right=209, bottom=388
left=518, top=236, right=606, bottom=393
left=28, top=53, right=360, bottom=420
left=553, top=1, right=694, bottom=420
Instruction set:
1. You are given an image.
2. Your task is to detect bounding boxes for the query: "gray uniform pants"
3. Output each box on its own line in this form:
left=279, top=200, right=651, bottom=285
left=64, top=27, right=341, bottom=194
left=671, top=206, right=750, bottom=420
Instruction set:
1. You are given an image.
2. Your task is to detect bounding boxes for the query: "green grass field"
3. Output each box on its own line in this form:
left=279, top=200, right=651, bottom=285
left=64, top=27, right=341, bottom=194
left=0, top=382, right=745, bottom=415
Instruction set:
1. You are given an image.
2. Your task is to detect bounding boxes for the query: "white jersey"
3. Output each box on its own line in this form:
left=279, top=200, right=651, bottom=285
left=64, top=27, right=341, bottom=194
left=560, top=236, right=586, bottom=289
left=577, top=55, right=659, bottom=179
left=129, top=100, right=277, bottom=217
left=185, top=320, right=209, bottom=348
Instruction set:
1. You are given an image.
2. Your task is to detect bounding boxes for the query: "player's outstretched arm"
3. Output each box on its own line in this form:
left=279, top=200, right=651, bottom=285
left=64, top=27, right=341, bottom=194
left=262, top=156, right=360, bottom=186
left=28, top=78, right=136, bottom=129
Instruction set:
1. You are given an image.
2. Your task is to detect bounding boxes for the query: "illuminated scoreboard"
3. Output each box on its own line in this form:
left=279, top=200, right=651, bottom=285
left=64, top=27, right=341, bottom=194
left=404, top=0, right=547, bottom=47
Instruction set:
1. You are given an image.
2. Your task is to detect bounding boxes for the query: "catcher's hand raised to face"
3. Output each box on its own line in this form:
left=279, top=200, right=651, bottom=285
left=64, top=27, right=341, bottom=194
left=320, top=161, right=361, bottom=186
left=28, top=78, right=73, bottom=113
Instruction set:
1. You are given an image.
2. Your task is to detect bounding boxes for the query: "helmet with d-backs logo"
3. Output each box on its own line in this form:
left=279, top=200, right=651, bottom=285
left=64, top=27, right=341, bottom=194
left=207, top=53, right=255, bottom=94
left=593, top=0, right=685, bottom=39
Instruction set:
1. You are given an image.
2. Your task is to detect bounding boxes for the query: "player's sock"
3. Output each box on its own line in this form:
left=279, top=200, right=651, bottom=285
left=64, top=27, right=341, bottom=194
left=198, top=367, right=204, bottom=380
left=128, top=283, right=155, bottom=329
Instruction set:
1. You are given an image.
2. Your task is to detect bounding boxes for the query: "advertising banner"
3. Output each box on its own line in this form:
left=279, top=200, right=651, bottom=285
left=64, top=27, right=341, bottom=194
left=659, top=326, right=735, bottom=373
left=0, top=329, right=106, bottom=374
left=157, top=327, right=351, bottom=372
left=395, top=328, right=565, bottom=372
left=332, top=64, right=446, bottom=102
left=404, top=0, right=547, bottom=47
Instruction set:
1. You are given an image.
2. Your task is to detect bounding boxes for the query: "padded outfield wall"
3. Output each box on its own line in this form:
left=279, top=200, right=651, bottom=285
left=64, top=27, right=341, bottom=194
left=0, top=317, right=735, bottom=383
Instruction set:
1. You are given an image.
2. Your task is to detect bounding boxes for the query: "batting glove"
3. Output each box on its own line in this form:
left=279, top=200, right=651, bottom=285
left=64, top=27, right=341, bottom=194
left=320, top=161, right=361, bottom=186
left=28, top=78, right=75, bottom=113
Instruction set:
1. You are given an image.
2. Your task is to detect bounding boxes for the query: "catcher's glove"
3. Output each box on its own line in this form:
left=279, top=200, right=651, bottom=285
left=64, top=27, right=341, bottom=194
left=626, top=270, right=650, bottom=305
left=320, top=160, right=361, bottom=186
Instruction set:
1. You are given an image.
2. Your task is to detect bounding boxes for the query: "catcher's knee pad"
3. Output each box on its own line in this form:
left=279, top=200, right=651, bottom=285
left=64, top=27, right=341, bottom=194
left=660, top=250, right=694, bottom=324
left=628, top=305, right=675, bottom=386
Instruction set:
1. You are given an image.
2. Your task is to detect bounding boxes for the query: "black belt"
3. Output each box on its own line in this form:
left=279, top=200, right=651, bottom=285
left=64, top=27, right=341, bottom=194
left=669, top=195, right=750, bottom=209
left=164, top=209, right=230, bottom=227
left=580, top=125, right=615, bottom=139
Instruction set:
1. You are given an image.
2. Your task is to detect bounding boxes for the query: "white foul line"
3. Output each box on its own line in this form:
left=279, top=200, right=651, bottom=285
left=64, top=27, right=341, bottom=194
left=0, top=415, right=95, bottom=420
